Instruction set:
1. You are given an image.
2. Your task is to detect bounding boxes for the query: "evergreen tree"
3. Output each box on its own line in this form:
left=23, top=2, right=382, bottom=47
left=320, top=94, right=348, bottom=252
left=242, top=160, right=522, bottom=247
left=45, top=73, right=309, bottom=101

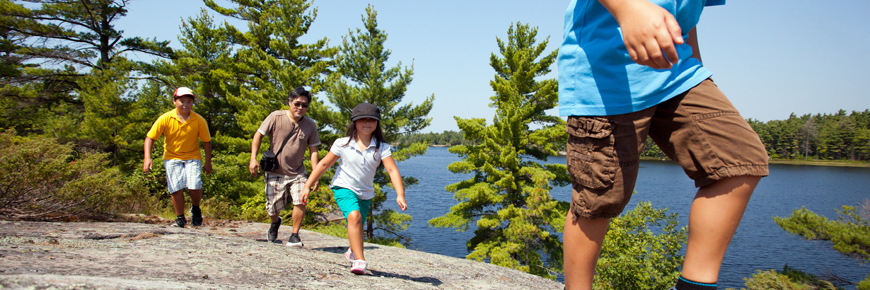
left=428, top=23, right=569, bottom=278
left=774, top=203, right=870, bottom=287
left=308, top=5, right=433, bottom=243
left=190, top=0, right=336, bottom=149
left=0, top=0, right=172, bottom=164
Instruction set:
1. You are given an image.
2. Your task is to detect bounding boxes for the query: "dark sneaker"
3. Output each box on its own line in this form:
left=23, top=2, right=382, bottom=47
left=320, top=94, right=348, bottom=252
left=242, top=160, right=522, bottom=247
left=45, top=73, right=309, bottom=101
left=191, top=207, right=203, bottom=227
left=171, top=217, right=186, bottom=228
left=267, top=217, right=282, bottom=242
left=286, top=233, right=303, bottom=248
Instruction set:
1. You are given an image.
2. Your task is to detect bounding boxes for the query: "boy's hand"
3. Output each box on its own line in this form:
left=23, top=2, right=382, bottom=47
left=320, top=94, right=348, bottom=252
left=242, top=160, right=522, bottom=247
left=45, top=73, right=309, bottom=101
left=143, top=158, right=152, bottom=174
left=396, top=196, right=408, bottom=211
left=249, top=159, right=260, bottom=176
left=604, top=0, right=683, bottom=69
left=203, top=161, right=212, bottom=175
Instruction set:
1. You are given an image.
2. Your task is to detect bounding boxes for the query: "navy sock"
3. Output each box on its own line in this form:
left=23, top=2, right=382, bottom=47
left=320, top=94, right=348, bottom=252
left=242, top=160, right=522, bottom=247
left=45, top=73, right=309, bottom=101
left=675, top=276, right=717, bottom=290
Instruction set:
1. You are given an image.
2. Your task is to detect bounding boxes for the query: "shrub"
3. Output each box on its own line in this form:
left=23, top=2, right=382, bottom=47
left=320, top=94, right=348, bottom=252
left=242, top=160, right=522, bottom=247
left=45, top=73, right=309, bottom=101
left=728, top=270, right=812, bottom=290
left=0, top=129, right=125, bottom=220
left=593, top=201, right=689, bottom=290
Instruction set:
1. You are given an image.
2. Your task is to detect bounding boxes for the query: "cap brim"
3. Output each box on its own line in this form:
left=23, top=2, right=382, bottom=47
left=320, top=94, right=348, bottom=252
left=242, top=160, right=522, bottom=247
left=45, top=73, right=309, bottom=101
left=351, top=116, right=380, bottom=121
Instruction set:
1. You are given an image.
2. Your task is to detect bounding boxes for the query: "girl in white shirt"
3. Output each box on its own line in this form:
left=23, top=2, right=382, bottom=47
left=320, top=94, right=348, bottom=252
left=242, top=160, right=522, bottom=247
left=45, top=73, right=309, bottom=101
left=302, top=103, right=407, bottom=275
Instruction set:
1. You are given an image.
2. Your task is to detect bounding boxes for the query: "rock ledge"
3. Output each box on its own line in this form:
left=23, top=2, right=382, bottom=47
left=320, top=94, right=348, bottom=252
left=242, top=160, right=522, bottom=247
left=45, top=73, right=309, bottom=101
left=0, top=220, right=563, bottom=289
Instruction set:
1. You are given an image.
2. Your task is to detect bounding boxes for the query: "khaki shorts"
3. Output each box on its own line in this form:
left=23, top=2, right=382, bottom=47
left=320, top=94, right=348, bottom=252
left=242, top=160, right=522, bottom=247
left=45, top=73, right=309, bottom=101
left=567, top=79, right=769, bottom=220
left=264, top=172, right=307, bottom=216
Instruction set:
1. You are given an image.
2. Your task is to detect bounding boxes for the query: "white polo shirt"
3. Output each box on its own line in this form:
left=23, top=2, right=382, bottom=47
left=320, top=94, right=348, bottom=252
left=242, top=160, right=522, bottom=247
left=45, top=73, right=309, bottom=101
left=329, top=136, right=392, bottom=200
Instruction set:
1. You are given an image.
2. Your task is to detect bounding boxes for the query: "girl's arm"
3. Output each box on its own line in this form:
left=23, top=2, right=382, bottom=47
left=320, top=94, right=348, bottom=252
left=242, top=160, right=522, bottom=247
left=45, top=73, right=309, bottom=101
left=382, top=156, right=407, bottom=211
left=301, top=152, right=339, bottom=205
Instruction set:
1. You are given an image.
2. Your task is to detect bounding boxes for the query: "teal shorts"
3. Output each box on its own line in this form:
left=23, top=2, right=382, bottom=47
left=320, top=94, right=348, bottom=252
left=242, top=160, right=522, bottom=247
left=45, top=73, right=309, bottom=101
left=332, top=186, right=371, bottom=223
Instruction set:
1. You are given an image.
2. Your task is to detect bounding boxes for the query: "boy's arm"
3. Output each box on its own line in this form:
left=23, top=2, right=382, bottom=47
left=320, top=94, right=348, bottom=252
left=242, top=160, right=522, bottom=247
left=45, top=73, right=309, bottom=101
left=597, top=0, right=684, bottom=69
left=143, top=137, right=155, bottom=174
left=202, top=142, right=212, bottom=174
left=382, top=156, right=407, bottom=211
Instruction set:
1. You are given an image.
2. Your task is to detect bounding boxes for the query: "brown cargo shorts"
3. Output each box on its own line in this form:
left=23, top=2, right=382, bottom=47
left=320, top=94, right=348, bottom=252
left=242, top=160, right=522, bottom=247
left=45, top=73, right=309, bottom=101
left=567, top=78, right=769, bottom=220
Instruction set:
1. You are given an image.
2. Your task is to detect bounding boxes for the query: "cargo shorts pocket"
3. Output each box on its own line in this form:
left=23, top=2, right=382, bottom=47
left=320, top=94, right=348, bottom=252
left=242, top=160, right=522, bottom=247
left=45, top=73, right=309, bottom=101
left=567, top=117, right=618, bottom=190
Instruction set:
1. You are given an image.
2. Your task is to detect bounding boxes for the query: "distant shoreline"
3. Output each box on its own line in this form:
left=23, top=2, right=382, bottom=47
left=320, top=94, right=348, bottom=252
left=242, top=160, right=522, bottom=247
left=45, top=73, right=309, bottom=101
left=428, top=146, right=870, bottom=167
left=640, top=157, right=870, bottom=168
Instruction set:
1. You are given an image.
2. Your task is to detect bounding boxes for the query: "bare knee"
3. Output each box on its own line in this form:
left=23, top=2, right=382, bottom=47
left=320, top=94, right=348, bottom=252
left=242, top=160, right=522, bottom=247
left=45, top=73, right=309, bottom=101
left=347, top=211, right=362, bottom=226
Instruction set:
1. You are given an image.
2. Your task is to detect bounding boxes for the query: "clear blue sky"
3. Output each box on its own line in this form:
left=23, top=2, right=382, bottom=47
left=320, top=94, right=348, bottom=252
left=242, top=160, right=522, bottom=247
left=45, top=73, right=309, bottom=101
left=118, top=0, right=870, bottom=133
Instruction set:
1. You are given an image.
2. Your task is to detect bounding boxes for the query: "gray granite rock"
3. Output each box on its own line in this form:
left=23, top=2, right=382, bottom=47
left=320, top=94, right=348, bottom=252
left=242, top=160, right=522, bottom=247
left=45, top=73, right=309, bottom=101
left=0, top=220, right=564, bottom=289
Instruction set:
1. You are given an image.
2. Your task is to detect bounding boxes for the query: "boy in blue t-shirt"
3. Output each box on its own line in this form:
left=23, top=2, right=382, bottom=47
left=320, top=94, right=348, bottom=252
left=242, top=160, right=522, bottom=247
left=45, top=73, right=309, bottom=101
left=558, top=1, right=769, bottom=289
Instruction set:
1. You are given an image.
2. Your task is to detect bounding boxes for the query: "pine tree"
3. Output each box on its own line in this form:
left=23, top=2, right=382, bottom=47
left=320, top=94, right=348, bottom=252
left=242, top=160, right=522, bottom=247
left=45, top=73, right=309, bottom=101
left=0, top=0, right=172, bottom=164
left=199, top=0, right=336, bottom=150
left=308, top=5, right=433, bottom=244
left=428, top=23, right=569, bottom=278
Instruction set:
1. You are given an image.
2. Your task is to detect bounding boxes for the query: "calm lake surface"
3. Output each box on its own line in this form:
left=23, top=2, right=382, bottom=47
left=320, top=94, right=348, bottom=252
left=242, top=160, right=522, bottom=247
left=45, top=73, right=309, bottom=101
left=387, top=146, right=869, bottom=288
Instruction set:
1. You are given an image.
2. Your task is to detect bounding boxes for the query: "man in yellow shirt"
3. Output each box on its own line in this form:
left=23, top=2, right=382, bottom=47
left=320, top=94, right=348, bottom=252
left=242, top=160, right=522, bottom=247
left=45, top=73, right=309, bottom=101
left=143, top=87, right=213, bottom=228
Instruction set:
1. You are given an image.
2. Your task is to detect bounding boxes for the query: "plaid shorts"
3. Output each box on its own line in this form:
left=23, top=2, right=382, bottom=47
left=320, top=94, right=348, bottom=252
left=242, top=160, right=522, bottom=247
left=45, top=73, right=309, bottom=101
left=164, top=159, right=202, bottom=193
left=264, top=172, right=307, bottom=216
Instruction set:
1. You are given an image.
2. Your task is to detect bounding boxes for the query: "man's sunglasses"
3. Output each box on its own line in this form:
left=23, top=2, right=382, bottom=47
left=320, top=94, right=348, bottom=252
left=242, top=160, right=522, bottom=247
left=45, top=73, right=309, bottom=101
left=293, top=102, right=309, bottom=108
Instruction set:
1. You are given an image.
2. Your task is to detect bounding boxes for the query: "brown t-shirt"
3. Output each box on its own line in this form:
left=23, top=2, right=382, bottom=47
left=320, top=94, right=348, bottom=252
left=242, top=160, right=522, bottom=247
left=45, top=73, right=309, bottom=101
left=257, top=110, right=321, bottom=176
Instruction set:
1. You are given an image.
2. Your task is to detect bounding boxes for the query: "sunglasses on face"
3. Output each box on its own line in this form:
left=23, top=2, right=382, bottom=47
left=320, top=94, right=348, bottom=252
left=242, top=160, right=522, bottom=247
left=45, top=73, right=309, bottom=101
left=292, top=102, right=309, bottom=108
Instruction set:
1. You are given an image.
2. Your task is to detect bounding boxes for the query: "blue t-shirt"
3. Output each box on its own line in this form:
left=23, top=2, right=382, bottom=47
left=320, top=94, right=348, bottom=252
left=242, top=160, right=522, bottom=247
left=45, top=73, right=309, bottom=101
left=558, top=0, right=725, bottom=116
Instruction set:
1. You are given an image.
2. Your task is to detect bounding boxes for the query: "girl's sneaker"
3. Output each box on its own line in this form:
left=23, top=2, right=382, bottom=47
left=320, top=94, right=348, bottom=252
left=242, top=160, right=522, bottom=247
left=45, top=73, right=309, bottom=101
left=344, top=248, right=356, bottom=262
left=350, top=260, right=367, bottom=275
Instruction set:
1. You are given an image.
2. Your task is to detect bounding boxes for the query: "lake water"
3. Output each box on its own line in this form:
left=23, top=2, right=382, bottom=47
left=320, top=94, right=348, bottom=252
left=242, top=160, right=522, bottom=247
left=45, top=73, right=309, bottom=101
left=387, top=146, right=870, bottom=288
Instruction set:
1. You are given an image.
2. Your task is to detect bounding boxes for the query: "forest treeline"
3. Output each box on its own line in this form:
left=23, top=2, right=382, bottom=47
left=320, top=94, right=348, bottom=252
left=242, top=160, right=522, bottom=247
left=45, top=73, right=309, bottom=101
left=749, top=110, right=870, bottom=161
left=400, top=109, right=870, bottom=162
left=395, top=130, right=471, bottom=146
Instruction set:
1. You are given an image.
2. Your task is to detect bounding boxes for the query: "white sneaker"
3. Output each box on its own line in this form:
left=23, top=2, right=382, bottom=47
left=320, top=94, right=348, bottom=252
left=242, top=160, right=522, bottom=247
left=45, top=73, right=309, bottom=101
left=351, top=260, right=367, bottom=275
left=344, top=248, right=356, bottom=262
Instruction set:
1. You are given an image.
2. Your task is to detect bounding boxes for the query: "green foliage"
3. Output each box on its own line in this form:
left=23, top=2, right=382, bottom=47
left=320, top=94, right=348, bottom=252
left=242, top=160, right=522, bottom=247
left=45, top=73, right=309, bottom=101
left=749, top=110, right=870, bottom=161
left=429, top=22, right=567, bottom=279
left=0, top=129, right=126, bottom=220
left=726, top=266, right=843, bottom=290
left=308, top=5, right=433, bottom=244
left=593, top=201, right=688, bottom=290
left=728, top=270, right=814, bottom=290
left=858, top=275, right=870, bottom=290
left=774, top=205, right=870, bottom=263
left=308, top=222, right=349, bottom=239
left=395, top=130, right=472, bottom=147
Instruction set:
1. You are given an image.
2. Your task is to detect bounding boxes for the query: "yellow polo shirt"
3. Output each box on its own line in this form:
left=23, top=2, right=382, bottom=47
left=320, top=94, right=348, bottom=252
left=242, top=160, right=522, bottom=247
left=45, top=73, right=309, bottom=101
left=146, top=109, right=211, bottom=160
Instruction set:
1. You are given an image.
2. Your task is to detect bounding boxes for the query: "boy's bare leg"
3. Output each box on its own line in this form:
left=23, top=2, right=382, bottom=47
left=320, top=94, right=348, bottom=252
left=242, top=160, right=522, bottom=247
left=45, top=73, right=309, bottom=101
left=681, top=176, right=760, bottom=283
left=291, top=204, right=306, bottom=233
left=563, top=214, right=611, bottom=290
left=347, top=211, right=365, bottom=261
left=189, top=189, right=202, bottom=207
left=170, top=190, right=185, bottom=216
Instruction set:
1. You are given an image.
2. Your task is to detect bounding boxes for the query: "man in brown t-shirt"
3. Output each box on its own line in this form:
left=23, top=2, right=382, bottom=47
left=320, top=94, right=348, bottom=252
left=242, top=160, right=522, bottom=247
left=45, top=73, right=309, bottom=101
left=249, top=87, right=321, bottom=247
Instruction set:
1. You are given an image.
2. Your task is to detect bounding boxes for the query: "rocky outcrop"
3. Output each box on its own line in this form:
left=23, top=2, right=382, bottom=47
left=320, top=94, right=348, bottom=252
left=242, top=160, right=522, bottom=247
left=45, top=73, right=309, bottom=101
left=0, top=220, right=564, bottom=289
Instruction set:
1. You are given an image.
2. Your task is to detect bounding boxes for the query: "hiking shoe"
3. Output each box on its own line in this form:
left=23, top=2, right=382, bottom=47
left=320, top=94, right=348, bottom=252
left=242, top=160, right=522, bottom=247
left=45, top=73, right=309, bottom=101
left=267, top=217, right=282, bottom=242
left=171, top=217, right=186, bottom=228
left=191, top=207, right=203, bottom=226
left=350, top=260, right=367, bottom=275
left=286, top=233, right=303, bottom=248
left=344, top=248, right=356, bottom=262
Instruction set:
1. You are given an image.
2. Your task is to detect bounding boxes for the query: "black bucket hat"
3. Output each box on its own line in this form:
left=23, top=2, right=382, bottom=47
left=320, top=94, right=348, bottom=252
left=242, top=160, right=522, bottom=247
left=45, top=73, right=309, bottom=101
left=351, top=103, right=381, bottom=121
